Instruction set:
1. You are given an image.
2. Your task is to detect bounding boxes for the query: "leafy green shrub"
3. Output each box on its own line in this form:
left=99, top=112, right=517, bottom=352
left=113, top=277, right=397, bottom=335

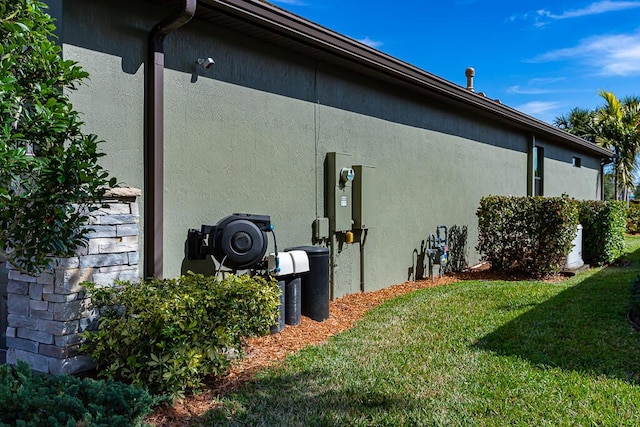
left=0, top=0, right=115, bottom=274
left=577, top=200, right=626, bottom=266
left=476, top=195, right=578, bottom=277
left=627, top=204, right=640, bottom=234
left=0, top=361, right=153, bottom=426
left=82, top=273, right=281, bottom=399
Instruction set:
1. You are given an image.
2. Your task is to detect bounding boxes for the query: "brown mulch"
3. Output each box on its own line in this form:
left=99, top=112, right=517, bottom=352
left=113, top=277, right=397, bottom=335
left=145, top=265, right=566, bottom=426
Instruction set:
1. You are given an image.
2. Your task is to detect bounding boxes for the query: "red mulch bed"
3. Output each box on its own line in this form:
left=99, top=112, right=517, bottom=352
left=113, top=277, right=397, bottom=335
left=146, top=266, right=564, bottom=426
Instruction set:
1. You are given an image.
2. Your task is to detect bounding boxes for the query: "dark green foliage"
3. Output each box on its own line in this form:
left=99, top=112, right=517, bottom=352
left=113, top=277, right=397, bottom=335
left=627, top=204, right=640, bottom=234
left=0, top=0, right=115, bottom=273
left=0, top=361, right=153, bottom=426
left=448, top=225, right=468, bottom=272
left=630, top=276, right=640, bottom=320
left=577, top=200, right=626, bottom=266
left=82, top=274, right=281, bottom=399
left=476, top=195, right=578, bottom=277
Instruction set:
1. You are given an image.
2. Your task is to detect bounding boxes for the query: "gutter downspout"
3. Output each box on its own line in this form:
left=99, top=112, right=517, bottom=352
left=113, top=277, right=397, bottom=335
left=144, top=0, right=197, bottom=279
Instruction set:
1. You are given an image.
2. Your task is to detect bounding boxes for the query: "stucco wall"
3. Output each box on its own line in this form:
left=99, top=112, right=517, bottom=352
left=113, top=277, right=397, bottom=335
left=535, top=138, right=602, bottom=199
left=58, top=0, right=604, bottom=297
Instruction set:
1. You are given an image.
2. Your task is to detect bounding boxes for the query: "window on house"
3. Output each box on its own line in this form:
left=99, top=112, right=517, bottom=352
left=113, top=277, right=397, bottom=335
left=534, top=146, right=544, bottom=196
left=572, top=156, right=581, bottom=168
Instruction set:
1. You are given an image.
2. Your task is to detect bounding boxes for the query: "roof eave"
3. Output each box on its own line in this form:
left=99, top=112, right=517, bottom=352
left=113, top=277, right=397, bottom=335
left=156, top=0, right=616, bottom=159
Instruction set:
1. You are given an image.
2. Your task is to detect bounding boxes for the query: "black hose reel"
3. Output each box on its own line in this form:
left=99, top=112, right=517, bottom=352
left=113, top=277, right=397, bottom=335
left=187, top=213, right=272, bottom=270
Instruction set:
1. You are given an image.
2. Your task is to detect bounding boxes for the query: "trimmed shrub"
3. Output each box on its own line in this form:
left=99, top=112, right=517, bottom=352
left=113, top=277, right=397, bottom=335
left=627, top=203, right=640, bottom=234
left=0, top=361, right=153, bottom=426
left=82, top=273, right=280, bottom=399
left=476, top=195, right=578, bottom=277
left=577, top=200, right=626, bottom=266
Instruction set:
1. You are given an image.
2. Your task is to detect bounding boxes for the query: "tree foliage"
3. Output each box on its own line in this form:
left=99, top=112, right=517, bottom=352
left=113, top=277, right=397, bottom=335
left=554, top=107, right=596, bottom=142
left=555, top=91, right=640, bottom=201
left=0, top=0, right=115, bottom=273
left=593, top=92, right=640, bottom=201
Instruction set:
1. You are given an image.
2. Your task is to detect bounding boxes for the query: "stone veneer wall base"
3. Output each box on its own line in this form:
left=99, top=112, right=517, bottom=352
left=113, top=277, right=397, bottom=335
left=3, top=188, right=141, bottom=375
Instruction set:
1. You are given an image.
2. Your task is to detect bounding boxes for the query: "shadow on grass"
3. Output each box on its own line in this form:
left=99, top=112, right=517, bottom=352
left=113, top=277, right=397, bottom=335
left=474, top=247, right=640, bottom=385
left=198, top=367, right=425, bottom=426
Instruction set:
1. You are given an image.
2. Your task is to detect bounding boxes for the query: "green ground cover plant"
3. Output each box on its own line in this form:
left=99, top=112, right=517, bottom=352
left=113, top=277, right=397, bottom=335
left=0, top=361, right=153, bottom=426
left=201, top=236, right=640, bottom=426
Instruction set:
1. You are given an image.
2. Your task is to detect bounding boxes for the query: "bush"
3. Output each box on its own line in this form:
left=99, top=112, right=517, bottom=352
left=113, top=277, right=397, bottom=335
left=577, top=200, right=626, bottom=266
left=476, top=195, right=578, bottom=277
left=0, top=361, right=153, bottom=426
left=0, top=0, right=115, bottom=274
left=82, top=273, right=281, bottom=399
left=627, top=204, right=640, bottom=234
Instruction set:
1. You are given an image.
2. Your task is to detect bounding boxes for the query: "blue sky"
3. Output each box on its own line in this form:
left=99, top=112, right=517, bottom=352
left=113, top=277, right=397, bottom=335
left=269, top=0, right=640, bottom=124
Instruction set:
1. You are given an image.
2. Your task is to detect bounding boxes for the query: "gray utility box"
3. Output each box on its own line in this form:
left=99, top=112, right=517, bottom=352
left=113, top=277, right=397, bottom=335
left=326, top=152, right=353, bottom=232
left=352, top=165, right=375, bottom=230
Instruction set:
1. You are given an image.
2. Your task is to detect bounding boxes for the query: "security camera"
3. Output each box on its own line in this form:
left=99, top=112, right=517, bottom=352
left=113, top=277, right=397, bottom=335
left=197, top=57, right=215, bottom=69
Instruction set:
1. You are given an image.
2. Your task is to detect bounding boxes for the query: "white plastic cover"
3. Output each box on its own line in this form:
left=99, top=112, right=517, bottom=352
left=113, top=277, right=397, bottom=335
left=268, top=252, right=294, bottom=276
left=289, top=250, right=310, bottom=274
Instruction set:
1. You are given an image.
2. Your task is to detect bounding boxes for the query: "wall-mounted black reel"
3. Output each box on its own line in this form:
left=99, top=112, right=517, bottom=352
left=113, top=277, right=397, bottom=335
left=187, top=213, right=271, bottom=270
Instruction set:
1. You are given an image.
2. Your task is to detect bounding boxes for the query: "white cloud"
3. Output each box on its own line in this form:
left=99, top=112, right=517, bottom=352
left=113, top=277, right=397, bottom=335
left=356, top=36, right=384, bottom=49
left=527, top=77, right=566, bottom=85
left=538, top=1, right=640, bottom=19
left=508, top=85, right=553, bottom=95
left=515, top=101, right=564, bottom=122
left=516, top=101, right=563, bottom=115
left=529, top=31, right=640, bottom=76
left=507, top=77, right=566, bottom=95
left=271, top=0, right=307, bottom=5
left=513, top=1, right=640, bottom=26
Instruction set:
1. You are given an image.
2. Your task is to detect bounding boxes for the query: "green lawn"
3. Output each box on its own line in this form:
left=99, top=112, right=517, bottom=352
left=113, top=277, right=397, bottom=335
left=200, top=236, right=640, bottom=426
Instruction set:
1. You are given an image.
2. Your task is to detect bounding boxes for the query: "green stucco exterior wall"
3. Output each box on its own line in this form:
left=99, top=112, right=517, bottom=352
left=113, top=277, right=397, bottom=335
left=56, top=0, right=604, bottom=298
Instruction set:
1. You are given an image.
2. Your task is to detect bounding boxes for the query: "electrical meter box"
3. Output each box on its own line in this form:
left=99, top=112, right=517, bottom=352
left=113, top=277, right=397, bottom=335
left=326, top=152, right=353, bottom=232
left=352, top=165, right=375, bottom=229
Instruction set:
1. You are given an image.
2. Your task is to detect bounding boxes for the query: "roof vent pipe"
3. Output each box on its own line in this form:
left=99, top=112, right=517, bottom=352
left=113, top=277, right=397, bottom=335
left=465, top=67, right=475, bottom=92
left=145, top=0, right=197, bottom=279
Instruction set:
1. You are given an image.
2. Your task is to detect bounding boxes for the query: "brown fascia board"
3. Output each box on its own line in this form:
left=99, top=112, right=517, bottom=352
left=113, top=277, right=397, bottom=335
left=151, top=0, right=614, bottom=159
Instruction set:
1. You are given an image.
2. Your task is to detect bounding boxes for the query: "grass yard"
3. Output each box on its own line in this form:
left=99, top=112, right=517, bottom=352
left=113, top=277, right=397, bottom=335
left=200, top=236, right=640, bottom=426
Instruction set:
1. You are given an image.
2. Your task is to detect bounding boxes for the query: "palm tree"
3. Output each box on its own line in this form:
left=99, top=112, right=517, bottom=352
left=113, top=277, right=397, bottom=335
left=592, top=91, right=640, bottom=201
left=553, top=107, right=596, bottom=142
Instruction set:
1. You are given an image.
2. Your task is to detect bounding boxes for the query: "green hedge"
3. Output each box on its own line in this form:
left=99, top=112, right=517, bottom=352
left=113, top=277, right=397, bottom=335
left=476, top=195, right=578, bottom=277
left=0, top=361, right=153, bottom=426
left=82, top=273, right=281, bottom=400
left=577, top=200, right=626, bottom=266
left=627, top=204, right=640, bottom=234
